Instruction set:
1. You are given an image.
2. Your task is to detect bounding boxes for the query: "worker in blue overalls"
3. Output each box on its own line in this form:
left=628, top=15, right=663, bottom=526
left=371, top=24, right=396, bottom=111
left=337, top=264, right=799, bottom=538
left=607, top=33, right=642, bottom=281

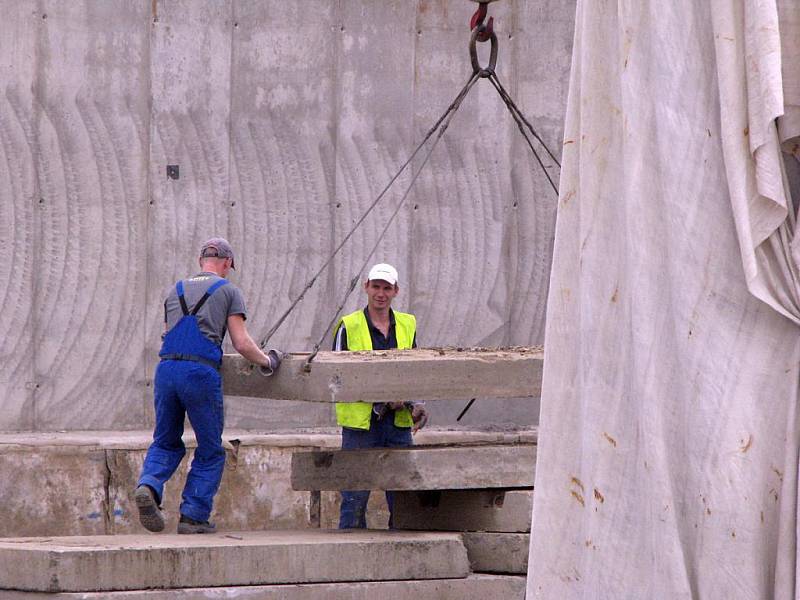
left=135, top=238, right=282, bottom=534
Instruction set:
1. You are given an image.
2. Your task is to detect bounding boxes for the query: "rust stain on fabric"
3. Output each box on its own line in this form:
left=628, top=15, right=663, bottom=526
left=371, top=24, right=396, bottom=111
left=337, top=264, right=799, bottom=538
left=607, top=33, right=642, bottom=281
left=611, top=287, right=619, bottom=303
left=593, top=488, right=604, bottom=503
left=602, top=432, right=617, bottom=447
left=772, top=467, right=783, bottom=482
left=571, top=490, right=585, bottom=507
left=570, top=477, right=584, bottom=492
left=739, top=434, right=753, bottom=453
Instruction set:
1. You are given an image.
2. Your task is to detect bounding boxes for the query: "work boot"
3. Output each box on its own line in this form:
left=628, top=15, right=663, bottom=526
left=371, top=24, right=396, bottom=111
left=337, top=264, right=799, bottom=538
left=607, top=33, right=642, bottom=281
left=178, top=515, right=216, bottom=534
left=134, top=485, right=165, bottom=533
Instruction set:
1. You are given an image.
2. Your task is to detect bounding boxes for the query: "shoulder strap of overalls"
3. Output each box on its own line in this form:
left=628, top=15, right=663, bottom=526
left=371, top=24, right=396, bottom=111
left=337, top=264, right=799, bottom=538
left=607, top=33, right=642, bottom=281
left=175, top=281, right=189, bottom=315
left=190, top=279, right=229, bottom=315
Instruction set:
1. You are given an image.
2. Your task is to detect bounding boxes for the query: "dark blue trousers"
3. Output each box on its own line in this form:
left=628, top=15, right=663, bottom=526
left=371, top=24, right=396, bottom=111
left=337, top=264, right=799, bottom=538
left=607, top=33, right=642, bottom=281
left=338, top=410, right=413, bottom=529
left=138, top=360, right=225, bottom=522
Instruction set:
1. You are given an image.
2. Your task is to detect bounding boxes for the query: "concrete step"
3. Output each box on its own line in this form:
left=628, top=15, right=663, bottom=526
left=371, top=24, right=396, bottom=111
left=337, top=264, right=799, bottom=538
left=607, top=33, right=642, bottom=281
left=0, top=530, right=469, bottom=593
left=463, top=532, right=530, bottom=574
left=222, top=347, right=543, bottom=402
left=3, top=574, right=525, bottom=599
left=291, top=444, right=537, bottom=491
left=393, top=489, right=533, bottom=532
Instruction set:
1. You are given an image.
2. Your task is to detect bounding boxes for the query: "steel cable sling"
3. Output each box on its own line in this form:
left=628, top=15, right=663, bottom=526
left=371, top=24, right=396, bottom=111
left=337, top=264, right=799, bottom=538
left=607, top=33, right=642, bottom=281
left=257, top=1, right=560, bottom=372
left=258, top=72, right=481, bottom=353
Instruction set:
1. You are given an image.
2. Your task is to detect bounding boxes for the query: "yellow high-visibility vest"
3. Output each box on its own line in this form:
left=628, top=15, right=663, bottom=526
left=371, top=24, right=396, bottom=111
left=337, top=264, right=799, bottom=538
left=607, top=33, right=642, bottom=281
left=334, top=309, right=416, bottom=430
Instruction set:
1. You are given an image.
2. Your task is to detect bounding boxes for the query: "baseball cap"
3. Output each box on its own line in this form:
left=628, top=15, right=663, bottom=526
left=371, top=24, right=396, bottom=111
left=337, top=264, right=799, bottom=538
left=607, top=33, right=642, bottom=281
left=367, top=263, right=398, bottom=286
left=200, top=237, right=236, bottom=269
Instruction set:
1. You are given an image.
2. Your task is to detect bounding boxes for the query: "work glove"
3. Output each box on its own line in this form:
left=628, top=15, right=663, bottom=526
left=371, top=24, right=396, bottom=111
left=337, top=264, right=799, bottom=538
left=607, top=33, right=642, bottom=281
left=259, top=349, right=286, bottom=377
left=410, top=403, right=428, bottom=434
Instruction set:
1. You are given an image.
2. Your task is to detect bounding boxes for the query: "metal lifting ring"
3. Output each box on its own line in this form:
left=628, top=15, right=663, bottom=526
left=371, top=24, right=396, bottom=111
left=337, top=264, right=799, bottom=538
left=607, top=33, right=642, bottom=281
left=469, top=27, right=498, bottom=77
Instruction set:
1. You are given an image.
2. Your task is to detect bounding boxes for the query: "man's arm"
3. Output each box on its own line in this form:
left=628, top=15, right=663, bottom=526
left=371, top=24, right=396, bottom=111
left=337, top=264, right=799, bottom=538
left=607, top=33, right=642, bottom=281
left=227, top=314, right=272, bottom=368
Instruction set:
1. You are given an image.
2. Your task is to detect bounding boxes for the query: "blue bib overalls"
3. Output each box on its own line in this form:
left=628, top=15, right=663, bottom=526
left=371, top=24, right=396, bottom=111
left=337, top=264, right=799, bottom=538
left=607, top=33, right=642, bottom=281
left=138, top=279, right=228, bottom=523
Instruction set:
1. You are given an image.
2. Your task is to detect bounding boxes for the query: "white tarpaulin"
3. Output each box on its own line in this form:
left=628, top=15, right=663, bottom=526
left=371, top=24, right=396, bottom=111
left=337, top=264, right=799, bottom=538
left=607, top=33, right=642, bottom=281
left=529, top=1, right=800, bottom=598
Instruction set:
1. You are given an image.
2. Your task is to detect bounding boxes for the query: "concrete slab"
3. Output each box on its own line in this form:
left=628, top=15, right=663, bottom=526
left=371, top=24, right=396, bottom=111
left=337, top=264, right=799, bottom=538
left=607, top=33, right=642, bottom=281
left=0, top=426, right=537, bottom=450
left=221, top=347, right=543, bottom=402
left=0, top=443, right=316, bottom=538
left=0, top=530, right=469, bottom=593
left=462, top=532, right=530, bottom=574
left=291, top=444, right=536, bottom=491
left=0, top=428, right=536, bottom=537
left=0, top=446, right=110, bottom=537
left=2, top=574, right=525, bottom=599
left=105, top=445, right=316, bottom=535
left=393, top=489, right=533, bottom=532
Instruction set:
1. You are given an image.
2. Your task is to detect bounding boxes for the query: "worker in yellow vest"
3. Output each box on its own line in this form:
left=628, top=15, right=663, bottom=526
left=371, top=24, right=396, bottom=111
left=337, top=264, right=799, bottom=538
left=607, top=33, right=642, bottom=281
left=332, top=263, right=428, bottom=528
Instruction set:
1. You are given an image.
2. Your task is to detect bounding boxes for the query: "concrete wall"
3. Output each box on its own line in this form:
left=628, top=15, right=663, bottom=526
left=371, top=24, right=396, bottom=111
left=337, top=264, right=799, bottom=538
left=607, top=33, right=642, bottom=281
left=0, top=0, right=575, bottom=431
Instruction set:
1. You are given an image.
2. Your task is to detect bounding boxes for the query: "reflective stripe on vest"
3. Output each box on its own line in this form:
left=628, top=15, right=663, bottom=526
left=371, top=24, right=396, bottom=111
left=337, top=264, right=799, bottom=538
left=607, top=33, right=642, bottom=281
left=334, top=310, right=416, bottom=430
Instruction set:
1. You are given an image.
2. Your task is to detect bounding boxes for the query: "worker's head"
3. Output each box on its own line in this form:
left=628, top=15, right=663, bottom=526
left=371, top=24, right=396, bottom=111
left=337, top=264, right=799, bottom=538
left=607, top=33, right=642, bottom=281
left=199, top=237, right=235, bottom=277
left=364, top=263, right=399, bottom=311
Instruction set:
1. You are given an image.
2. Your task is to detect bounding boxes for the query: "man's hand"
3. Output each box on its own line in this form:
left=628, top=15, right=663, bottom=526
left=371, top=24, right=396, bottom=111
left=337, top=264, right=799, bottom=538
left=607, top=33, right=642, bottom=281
left=259, top=349, right=286, bottom=377
left=411, top=404, right=428, bottom=434
left=268, top=349, right=285, bottom=370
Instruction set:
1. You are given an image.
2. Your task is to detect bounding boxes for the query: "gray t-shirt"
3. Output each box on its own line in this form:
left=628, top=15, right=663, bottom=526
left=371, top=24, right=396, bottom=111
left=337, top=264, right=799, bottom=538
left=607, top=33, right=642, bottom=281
left=163, top=272, right=247, bottom=345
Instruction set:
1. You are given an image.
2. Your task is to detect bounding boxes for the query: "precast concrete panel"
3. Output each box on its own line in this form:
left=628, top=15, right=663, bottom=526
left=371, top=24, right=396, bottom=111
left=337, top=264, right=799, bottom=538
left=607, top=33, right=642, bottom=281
left=0, top=2, right=39, bottom=430
left=504, top=0, right=574, bottom=345
left=29, top=1, right=151, bottom=430
left=146, top=0, right=234, bottom=360
left=222, top=0, right=340, bottom=428
left=410, top=0, right=522, bottom=347
left=228, top=0, right=337, bottom=353
left=329, top=0, right=418, bottom=326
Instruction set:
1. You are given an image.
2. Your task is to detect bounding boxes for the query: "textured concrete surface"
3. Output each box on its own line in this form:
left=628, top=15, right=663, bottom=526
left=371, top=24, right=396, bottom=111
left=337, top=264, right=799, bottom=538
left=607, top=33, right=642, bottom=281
left=462, top=531, right=529, bottom=573
left=0, top=443, right=314, bottom=537
left=393, top=489, right=533, bottom=532
left=222, top=347, right=543, bottom=401
left=0, top=426, right=537, bottom=449
left=320, top=488, right=392, bottom=530
left=291, top=444, right=537, bottom=490
left=0, top=446, right=111, bottom=537
left=0, top=0, right=575, bottom=432
left=0, top=530, right=470, bottom=592
left=0, top=427, right=535, bottom=537
left=2, top=574, right=526, bottom=599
